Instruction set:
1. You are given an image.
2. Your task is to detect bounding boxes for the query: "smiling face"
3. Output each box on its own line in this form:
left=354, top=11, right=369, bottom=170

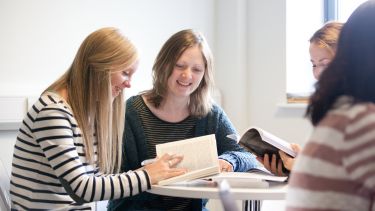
left=166, top=45, right=205, bottom=100
left=309, top=42, right=334, bottom=80
left=111, top=60, right=139, bottom=98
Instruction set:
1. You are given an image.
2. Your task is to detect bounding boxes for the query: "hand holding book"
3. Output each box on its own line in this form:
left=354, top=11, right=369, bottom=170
left=257, top=143, right=301, bottom=176
left=231, top=127, right=299, bottom=175
left=142, top=153, right=187, bottom=184
left=257, top=144, right=301, bottom=176
left=155, top=134, right=220, bottom=185
left=278, top=143, right=301, bottom=170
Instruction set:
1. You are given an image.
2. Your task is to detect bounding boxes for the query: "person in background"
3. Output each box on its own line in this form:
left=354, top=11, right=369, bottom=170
left=287, top=1, right=375, bottom=210
left=309, top=21, right=344, bottom=79
left=9, top=27, right=186, bottom=210
left=108, top=29, right=258, bottom=211
left=259, top=21, right=344, bottom=176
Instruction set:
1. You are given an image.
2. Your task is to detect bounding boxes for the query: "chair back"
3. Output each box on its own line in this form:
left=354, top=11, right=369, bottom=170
left=0, top=158, right=11, bottom=211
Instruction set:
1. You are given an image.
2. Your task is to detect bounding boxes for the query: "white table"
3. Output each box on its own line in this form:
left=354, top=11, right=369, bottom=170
left=148, top=182, right=287, bottom=211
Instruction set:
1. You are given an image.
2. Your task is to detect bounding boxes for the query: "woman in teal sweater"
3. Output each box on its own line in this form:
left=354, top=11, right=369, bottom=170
left=108, top=29, right=258, bottom=211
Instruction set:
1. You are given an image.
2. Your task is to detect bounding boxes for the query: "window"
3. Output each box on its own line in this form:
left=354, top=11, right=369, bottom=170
left=286, top=1, right=323, bottom=102
left=336, top=0, right=368, bottom=21
left=286, top=0, right=367, bottom=103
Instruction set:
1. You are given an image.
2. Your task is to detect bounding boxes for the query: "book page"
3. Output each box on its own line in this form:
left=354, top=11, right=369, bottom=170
left=239, top=127, right=296, bottom=158
left=256, top=127, right=296, bottom=157
left=158, top=166, right=219, bottom=186
left=156, top=134, right=220, bottom=185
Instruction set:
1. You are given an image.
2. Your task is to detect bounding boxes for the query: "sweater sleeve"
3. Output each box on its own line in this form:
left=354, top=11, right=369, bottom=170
left=35, top=105, right=151, bottom=203
left=209, top=105, right=259, bottom=172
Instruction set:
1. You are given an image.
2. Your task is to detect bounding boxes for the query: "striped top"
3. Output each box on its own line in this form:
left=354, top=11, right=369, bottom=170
left=286, top=96, right=375, bottom=211
left=135, top=96, right=197, bottom=157
left=10, top=92, right=151, bottom=210
left=135, top=96, right=196, bottom=210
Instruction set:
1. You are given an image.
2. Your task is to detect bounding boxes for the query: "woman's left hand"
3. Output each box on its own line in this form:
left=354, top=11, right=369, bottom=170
left=219, top=159, right=233, bottom=172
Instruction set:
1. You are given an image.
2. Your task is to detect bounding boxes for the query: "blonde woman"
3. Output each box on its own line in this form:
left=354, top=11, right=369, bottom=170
left=309, top=21, right=344, bottom=79
left=259, top=21, right=344, bottom=176
left=9, top=27, right=185, bottom=210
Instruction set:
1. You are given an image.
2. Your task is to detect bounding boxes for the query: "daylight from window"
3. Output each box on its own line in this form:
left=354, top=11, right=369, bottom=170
left=286, top=1, right=323, bottom=97
left=286, top=0, right=367, bottom=101
left=337, top=0, right=367, bottom=21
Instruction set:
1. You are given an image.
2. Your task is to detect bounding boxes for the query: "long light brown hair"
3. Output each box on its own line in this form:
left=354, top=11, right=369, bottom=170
left=46, top=27, right=138, bottom=173
left=144, top=29, right=214, bottom=117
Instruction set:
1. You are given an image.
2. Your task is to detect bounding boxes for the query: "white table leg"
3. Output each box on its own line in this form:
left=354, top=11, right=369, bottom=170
left=243, top=200, right=261, bottom=211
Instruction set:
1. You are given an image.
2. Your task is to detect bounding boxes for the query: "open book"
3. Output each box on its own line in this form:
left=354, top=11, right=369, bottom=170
left=236, top=127, right=296, bottom=173
left=237, top=127, right=296, bottom=158
left=156, top=134, right=220, bottom=186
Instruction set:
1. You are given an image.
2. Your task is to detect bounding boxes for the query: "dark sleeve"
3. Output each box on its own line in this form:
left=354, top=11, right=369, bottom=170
left=208, top=104, right=259, bottom=172
left=122, top=96, right=148, bottom=171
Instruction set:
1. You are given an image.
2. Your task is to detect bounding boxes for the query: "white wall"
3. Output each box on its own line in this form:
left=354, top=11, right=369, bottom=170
left=215, top=0, right=249, bottom=133
left=0, top=0, right=215, bottom=98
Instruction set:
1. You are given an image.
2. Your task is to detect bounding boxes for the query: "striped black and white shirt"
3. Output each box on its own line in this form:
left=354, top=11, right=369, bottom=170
left=10, top=92, right=151, bottom=210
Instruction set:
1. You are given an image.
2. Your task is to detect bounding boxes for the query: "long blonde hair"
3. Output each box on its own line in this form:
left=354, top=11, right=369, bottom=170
left=145, top=29, right=214, bottom=117
left=46, top=27, right=138, bottom=173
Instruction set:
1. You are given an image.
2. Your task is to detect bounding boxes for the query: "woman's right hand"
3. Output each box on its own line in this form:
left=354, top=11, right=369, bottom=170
left=143, top=153, right=187, bottom=185
left=278, top=143, right=301, bottom=171
left=256, top=143, right=301, bottom=176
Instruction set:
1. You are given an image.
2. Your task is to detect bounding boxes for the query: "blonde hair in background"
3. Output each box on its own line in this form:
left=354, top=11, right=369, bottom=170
left=309, top=21, right=344, bottom=55
left=46, top=27, right=138, bottom=173
left=145, top=29, right=214, bottom=117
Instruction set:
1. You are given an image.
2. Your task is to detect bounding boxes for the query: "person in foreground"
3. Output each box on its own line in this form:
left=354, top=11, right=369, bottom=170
left=108, top=29, right=258, bottom=211
left=259, top=21, right=344, bottom=176
left=9, top=27, right=186, bottom=210
left=286, top=1, right=375, bottom=210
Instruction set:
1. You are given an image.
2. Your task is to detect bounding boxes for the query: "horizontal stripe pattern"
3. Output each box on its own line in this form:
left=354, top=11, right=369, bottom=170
left=10, top=92, right=151, bottom=210
left=287, top=187, right=370, bottom=211
left=133, top=96, right=196, bottom=211
left=286, top=97, right=375, bottom=211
